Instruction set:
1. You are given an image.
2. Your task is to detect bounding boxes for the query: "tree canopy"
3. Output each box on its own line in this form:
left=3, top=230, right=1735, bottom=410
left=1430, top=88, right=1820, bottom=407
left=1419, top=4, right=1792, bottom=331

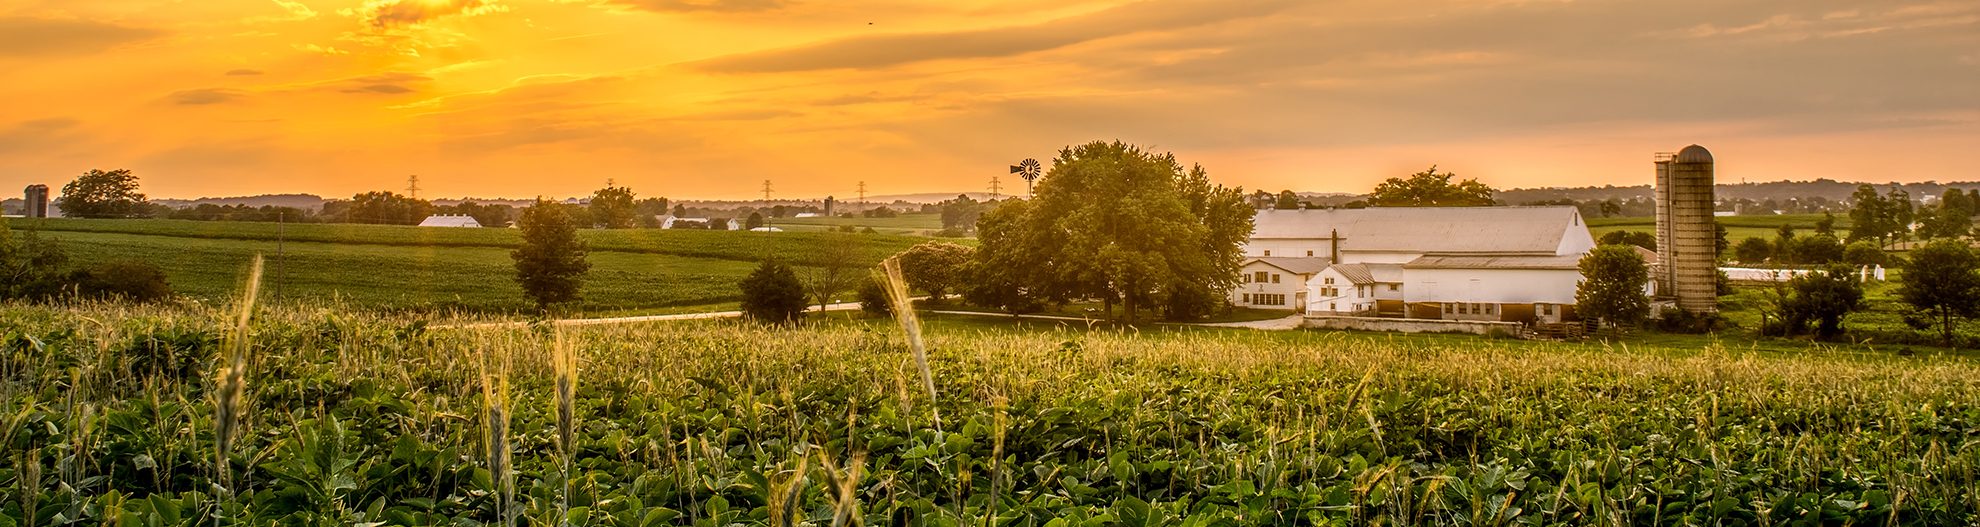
left=1368, top=166, right=1496, bottom=207
left=334, top=191, right=432, bottom=225
left=589, top=186, right=639, bottom=229
left=1576, top=245, right=1650, bottom=331
left=965, top=141, right=1253, bottom=320
left=56, top=169, right=149, bottom=218
left=511, top=199, right=591, bottom=311
left=896, top=241, right=973, bottom=302
left=1898, top=240, right=1980, bottom=347
left=739, top=260, right=808, bottom=324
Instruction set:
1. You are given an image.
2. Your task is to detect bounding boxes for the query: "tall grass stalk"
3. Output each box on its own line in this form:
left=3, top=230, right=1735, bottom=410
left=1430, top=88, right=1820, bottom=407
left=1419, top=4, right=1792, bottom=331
left=480, top=339, right=515, bottom=527
left=213, top=254, right=262, bottom=499
left=551, top=328, right=578, bottom=527
left=878, top=258, right=939, bottom=430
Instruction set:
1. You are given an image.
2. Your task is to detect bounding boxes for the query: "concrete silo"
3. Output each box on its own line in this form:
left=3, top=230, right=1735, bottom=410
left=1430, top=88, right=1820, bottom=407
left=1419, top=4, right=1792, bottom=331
left=1655, top=144, right=1718, bottom=313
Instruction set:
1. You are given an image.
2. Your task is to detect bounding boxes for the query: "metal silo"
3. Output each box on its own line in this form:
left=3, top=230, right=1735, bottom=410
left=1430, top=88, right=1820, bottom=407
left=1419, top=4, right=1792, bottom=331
left=1653, top=154, right=1674, bottom=296
left=1665, top=145, right=1717, bottom=313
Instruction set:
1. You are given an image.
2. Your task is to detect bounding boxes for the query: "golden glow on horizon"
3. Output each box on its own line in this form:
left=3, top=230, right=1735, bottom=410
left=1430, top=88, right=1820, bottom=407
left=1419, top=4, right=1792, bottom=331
left=1, top=0, right=1976, bottom=200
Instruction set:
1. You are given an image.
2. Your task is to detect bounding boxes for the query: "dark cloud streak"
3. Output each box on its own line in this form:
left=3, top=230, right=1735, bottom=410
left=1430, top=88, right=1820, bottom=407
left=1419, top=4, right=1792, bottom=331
left=0, top=17, right=163, bottom=57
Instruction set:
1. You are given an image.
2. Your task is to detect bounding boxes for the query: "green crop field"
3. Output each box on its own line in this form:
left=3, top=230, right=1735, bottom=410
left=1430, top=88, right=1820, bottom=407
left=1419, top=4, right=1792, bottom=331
left=12, top=218, right=931, bottom=268
left=772, top=212, right=947, bottom=235
left=4, top=301, right=1977, bottom=525
left=44, top=231, right=761, bottom=314
left=1590, top=214, right=1850, bottom=243
left=10, top=218, right=943, bottom=314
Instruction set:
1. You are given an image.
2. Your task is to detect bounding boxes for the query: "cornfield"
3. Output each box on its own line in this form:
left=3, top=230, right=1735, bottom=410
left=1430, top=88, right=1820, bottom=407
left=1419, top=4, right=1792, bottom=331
left=1, top=299, right=1978, bottom=525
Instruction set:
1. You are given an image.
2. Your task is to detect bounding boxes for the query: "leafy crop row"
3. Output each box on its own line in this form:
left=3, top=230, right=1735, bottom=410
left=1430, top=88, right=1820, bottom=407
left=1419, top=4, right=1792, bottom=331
left=2, top=301, right=1977, bottom=525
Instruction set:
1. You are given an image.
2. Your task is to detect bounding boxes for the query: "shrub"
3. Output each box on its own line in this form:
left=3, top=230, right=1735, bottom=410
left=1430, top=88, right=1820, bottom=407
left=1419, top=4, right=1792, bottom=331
left=1654, top=306, right=1728, bottom=334
left=1843, top=241, right=1888, bottom=267
left=739, top=260, right=808, bottom=324
left=73, top=260, right=173, bottom=302
left=857, top=275, right=891, bottom=317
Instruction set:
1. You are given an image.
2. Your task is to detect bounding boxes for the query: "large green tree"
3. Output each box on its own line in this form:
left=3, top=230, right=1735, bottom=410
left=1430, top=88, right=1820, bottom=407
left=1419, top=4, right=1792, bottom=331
left=896, top=241, right=974, bottom=302
left=589, top=186, right=638, bottom=229
left=1898, top=240, right=1980, bottom=346
left=56, top=169, right=149, bottom=218
left=1368, top=166, right=1496, bottom=207
left=512, top=199, right=592, bottom=311
left=1575, top=245, right=1650, bottom=332
left=966, top=141, right=1252, bottom=320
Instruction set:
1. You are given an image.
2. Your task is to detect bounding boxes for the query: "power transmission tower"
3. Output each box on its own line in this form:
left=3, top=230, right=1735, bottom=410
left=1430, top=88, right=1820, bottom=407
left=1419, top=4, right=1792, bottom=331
left=857, top=181, right=867, bottom=212
left=989, top=176, right=1002, bottom=199
left=762, top=180, right=774, bottom=203
left=406, top=175, right=421, bottom=199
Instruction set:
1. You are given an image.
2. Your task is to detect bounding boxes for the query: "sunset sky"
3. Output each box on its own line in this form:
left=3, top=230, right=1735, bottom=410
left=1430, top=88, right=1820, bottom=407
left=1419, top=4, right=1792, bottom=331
left=2, top=0, right=1977, bottom=201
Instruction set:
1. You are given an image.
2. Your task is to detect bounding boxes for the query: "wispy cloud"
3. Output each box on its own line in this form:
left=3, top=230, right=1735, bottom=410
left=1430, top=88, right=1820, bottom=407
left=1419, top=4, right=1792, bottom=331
left=691, top=0, right=1299, bottom=72
left=168, top=88, right=250, bottom=105
left=346, top=0, right=510, bottom=28
left=0, top=16, right=163, bottom=57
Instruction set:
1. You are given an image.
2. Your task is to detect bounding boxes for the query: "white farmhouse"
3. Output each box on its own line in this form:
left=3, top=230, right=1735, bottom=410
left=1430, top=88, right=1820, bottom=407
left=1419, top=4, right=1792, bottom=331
left=1236, top=206, right=1596, bottom=324
left=417, top=214, right=482, bottom=228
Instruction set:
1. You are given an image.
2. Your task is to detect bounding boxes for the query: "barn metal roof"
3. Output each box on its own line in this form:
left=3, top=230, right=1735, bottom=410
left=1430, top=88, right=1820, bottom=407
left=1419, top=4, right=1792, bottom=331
left=1402, top=254, right=1583, bottom=270
left=1327, top=263, right=1404, bottom=284
left=1244, top=257, right=1331, bottom=275
left=417, top=214, right=481, bottom=228
left=1251, top=206, right=1583, bottom=254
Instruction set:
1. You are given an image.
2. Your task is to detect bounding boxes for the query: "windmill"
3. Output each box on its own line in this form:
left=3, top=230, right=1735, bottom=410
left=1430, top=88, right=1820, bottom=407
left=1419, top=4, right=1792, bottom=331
left=1009, top=158, right=1042, bottom=198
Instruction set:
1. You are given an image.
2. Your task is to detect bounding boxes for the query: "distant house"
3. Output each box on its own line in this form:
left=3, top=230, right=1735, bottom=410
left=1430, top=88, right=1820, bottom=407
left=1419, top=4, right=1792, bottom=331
left=418, top=214, right=482, bottom=228
left=1237, top=206, right=1597, bottom=325
left=658, top=215, right=740, bottom=230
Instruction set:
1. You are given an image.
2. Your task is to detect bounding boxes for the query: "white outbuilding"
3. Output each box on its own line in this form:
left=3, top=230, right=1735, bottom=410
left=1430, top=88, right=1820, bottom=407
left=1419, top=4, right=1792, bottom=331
left=417, top=214, right=482, bottom=228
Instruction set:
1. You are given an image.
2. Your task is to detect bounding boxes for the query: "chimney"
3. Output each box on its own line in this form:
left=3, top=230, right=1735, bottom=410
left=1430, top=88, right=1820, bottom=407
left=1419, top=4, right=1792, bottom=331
left=1329, top=228, right=1341, bottom=263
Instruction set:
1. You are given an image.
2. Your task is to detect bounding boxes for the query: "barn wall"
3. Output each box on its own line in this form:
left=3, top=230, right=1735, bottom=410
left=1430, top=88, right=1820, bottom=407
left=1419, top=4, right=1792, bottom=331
left=1403, top=268, right=1582, bottom=305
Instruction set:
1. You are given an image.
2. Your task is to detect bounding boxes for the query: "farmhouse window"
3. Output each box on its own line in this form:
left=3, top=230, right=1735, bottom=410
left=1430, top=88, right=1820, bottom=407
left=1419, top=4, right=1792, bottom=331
left=1271, top=274, right=1281, bottom=284
left=1324, top=277, right=1335, bottom=284
left=1389, top=284, right=1399, bottom=291
left=1264, top=250, right=1272, bottom=256
left=1254, top=271, right=1269, bottom=283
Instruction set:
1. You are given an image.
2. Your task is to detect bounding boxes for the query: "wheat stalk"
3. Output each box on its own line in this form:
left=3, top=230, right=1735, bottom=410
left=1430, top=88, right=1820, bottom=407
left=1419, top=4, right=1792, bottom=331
left=877, top=258, right=939, bottom=430
left=213, top=254, right=262, bottom=498
left=551, top=328, right=579, bottom=527
left=480, top=338, right=514, bottom=527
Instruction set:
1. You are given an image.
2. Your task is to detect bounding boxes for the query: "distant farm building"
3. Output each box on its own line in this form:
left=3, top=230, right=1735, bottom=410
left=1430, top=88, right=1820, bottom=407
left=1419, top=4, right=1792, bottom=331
left=22, top=185, right=50, bottom=218
left=418, top=214, right=482, bottom=228
left=1234, top=206, right=1596, bottom=326
left=748, top=226, right=784, bottom=232
left=657, top=215, right=740, bottom=230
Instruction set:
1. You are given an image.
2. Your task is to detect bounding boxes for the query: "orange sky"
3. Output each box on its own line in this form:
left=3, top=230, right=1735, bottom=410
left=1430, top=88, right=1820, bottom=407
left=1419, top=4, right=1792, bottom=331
left=2, top=0, right=1978, bottom=201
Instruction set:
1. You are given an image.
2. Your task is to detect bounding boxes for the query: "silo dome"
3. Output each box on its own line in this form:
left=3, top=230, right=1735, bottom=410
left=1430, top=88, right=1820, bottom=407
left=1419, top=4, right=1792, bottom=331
left=1675, top=144, right=1712, bottom=164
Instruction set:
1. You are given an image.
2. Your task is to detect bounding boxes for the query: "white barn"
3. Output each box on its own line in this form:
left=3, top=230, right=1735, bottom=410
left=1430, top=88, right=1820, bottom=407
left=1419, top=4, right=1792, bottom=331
left=1237, top=206, right=1597, bottom=324
left=418, top=214, right=482, bottom=228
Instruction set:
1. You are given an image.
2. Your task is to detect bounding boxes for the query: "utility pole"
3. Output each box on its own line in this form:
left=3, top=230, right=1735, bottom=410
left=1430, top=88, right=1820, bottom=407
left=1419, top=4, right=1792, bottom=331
left=406, top=175, right=421, bottom=199
left=276, top=210, right=285, bottom=299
